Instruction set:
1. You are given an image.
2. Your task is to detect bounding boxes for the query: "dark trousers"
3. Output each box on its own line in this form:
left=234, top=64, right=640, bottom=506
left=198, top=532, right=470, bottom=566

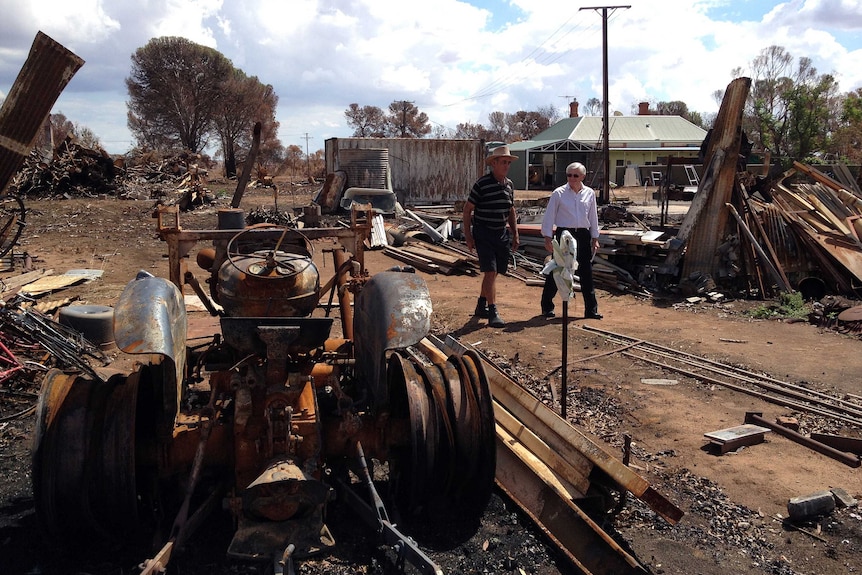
left=540, top=227, right=598, bottom=316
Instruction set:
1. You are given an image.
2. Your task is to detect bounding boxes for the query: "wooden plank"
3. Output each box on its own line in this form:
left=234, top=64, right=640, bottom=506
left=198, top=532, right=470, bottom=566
left=401, top=245, right=464, bottom=266
left=382, top=246, right=441, bottom=274
left=495, top=424, right=646, bottom=575
left=1, top=268, right=53, bottom=295
left=494, top=400, right=593, bottom=495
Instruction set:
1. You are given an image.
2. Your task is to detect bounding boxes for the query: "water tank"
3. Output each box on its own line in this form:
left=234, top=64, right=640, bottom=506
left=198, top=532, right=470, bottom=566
left=339, top=148, right=389, bottom=190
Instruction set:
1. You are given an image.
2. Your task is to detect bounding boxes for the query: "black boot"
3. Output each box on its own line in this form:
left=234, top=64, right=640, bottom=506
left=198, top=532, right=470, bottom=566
left=487, top=304, right=505, bottom=328
left=474, top=296, right=488, bottom=318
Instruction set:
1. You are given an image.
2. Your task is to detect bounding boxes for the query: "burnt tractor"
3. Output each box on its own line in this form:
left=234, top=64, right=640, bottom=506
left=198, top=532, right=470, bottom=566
left=32, top=206, right=496, bottom=573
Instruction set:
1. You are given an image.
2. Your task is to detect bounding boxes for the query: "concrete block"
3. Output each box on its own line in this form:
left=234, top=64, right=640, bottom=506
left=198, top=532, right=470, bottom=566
left=830, top=487, right=858, bottom=508
left=787, top=490, right=836, bottom=521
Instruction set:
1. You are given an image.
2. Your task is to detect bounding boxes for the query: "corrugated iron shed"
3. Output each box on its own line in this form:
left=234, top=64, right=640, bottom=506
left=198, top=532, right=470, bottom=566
left=325, top=138, right=485, bottom=206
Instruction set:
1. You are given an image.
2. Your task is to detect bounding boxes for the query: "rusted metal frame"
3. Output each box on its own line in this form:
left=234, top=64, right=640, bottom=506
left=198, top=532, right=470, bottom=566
left=160, top=227, right=362, bottom=289
left=337, top=441, right=444, bottom=575
left=332, top=247, right=354, bottom=341
left=581, top=324, right=862, bottom=419
left=739, top=206, right=768, bottom=297
left=784, top=219, right=855, bottom=293
left=183, top=270, right=222, bottom=316
left=810, top=432, right=862, bottom=456
left=744, top=412, right=861, bottom=468
left=169, top=386, right=222, bottom=543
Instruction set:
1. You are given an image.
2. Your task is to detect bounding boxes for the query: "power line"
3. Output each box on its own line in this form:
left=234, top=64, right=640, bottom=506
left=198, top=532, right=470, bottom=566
left=446, top=13, right=602, bottom=107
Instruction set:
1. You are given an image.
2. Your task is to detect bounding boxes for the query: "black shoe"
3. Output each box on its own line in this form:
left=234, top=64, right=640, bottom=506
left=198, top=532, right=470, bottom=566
left=487, top=305, right=505, bottom=328
left=584, top=312, right=603, bottom=320
left=474, top=299, right=488, bottom=318
left=542, top=310, right=555, bottom=318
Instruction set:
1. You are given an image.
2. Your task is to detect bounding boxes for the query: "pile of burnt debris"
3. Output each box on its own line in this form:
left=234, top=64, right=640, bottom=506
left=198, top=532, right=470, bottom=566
left=9, top=139, right=215, bottom=206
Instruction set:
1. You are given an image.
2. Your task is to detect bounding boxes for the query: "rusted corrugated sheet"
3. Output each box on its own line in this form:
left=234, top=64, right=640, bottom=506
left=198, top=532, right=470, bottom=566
left=325, top=138, right=485, bottom=205
left=0, top=32, right=85, bottom=194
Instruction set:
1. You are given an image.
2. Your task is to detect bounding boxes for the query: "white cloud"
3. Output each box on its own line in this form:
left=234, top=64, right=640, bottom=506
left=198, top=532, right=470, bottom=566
left=0, top=0, right=859, bottom=155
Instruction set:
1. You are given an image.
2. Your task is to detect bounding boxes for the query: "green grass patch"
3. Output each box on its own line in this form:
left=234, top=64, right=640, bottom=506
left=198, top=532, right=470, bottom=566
left=746, top=291, right=810, bottom=320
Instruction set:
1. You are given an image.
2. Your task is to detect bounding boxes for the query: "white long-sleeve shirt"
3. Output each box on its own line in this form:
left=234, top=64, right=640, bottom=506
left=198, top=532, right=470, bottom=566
left=540, top=182, right=600, bottom=239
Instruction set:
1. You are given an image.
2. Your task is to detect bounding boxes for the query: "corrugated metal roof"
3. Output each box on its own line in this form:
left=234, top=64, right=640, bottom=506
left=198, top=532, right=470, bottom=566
left=511, top=115, right=707, bottom=149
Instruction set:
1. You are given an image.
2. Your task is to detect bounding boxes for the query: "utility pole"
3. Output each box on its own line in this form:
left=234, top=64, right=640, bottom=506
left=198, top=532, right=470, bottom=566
left=400, top=100, right=415, bottom=137
left=302, top=132, right=313, bottom=183
left=580, top=5, right=630, bottom=204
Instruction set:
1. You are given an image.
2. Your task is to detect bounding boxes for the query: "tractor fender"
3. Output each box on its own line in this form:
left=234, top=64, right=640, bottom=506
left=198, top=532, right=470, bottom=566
left=353, top=270, right=431, bottom=410
left=114, top=271, right=187, bottom=422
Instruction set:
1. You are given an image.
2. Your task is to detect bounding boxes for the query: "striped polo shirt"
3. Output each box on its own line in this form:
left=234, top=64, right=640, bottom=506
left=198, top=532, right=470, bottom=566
left=468, top=173, right=514, bottom=231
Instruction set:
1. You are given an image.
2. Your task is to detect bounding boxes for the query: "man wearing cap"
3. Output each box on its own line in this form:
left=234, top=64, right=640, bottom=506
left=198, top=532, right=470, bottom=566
left=462, top=145, right=520, bottom=328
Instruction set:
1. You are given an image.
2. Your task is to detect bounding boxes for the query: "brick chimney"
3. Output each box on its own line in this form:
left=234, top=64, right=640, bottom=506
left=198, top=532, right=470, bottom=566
left=638, top=102, right=650, bottom=115
left=569, top=100, right=579, bottom=118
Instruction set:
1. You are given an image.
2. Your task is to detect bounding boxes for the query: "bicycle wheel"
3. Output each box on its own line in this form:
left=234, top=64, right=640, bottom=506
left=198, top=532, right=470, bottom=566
left=0, top=194, right=26, bottom=259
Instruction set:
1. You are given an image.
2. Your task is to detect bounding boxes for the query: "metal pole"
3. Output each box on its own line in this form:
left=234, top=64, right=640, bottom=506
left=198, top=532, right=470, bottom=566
left=561, top=300, right=568, bottom=417
left=581, top=5, right=631, bottom=205
left=303, top=132, right=312, bottom=183
left=601, top=9, right=610, bottom=205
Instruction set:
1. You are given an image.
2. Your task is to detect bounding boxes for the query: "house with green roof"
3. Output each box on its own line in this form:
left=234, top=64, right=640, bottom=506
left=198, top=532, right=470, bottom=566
left=507, top=101, right=708, bottom=192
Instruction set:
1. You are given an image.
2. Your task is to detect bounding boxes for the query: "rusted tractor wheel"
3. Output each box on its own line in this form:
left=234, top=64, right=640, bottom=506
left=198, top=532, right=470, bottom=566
left=387, top=348, right=496, bottom=526
left=32, top=368, right=146, bottom=545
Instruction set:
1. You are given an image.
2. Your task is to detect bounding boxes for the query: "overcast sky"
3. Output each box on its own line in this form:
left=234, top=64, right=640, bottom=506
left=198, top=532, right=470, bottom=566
left=1, top=0, right=861, bottom=156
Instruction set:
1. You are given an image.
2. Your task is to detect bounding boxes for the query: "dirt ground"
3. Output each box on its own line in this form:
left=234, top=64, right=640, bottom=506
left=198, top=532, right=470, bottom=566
left=1, top=186, right=860, bottom=575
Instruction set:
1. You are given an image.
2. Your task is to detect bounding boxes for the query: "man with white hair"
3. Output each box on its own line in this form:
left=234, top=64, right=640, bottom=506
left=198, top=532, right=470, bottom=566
left=539, top=162, right=602, bottom=320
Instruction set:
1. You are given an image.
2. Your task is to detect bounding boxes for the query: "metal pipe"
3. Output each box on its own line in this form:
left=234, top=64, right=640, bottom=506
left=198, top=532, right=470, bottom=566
left=744, top=412, right=860, bottom=468
left=332, top=247, right=354, bottom=341
left=561, top=300, right=568, bottom=417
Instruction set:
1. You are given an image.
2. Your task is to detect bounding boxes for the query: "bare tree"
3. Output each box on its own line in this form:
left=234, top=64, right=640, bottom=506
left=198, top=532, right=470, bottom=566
left=834, top=88, right=862, bottom=163
left=536, top=104, right=561, bottom=125
left=582, top=97, right=602, bottom=116
left=745, top=45, right=794, bottom=155
left=76, top=126, right=102, bottom=150
left=455, top=122, right=490, bottom=140
left=126, top=36, right=233, bottom=153
left=344, top=103, right=386, bottom=137
left=485, top=111, right=509, bottom=142
left=212, top=70, right=281, bottom=177
left=506, top=111, right=550, bottom=141
left=386, top=100, right=431, bottom=138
